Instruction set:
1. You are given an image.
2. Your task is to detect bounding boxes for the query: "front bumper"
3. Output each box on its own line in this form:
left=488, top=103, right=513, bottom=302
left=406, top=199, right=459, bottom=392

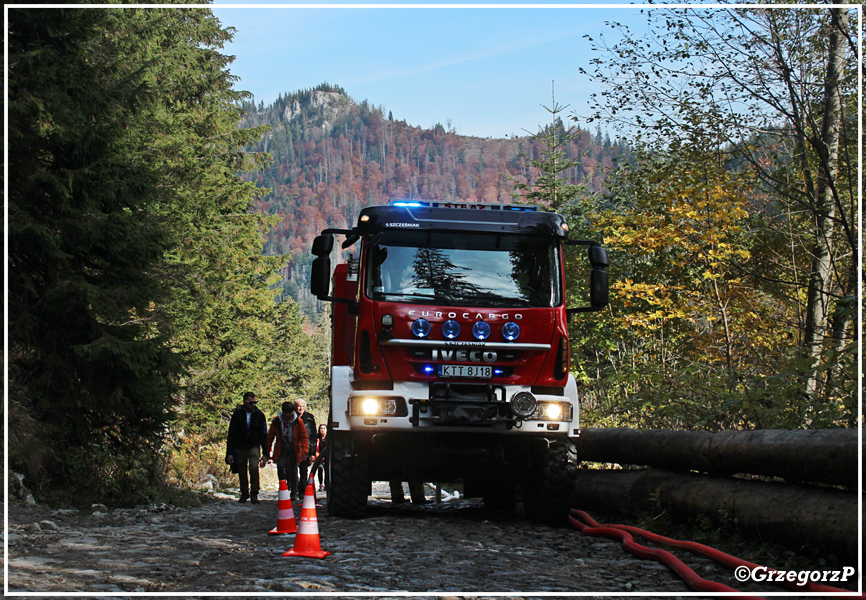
left=330, top=366, right=580, bottom=437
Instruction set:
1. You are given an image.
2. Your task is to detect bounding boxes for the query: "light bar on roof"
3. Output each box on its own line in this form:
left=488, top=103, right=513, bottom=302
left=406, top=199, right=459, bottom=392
left=390, top=200, right=430, bottom=207
left=388, top=199, right=537, bottom=212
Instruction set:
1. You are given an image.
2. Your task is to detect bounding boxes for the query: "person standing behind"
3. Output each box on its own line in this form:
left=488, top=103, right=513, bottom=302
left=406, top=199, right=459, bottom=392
left=314, top=424, right=328, bottom=491
left=265, top=401, right=309, bottom=501
left=225, top=392, right=268, bottom=503
left=295, top=398, right=317, bottom=497
left=389, top=480, right=429, bottom=505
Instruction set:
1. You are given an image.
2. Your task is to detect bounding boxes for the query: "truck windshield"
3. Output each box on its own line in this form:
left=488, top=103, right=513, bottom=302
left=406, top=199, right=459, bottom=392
left=365, top=231, right=561, bottom=307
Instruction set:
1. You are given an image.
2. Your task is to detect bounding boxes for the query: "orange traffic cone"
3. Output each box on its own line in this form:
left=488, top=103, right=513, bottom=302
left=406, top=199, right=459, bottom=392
left=282, top=475, right=330, bottom=559
left=269, top=479, right=297, bottom=535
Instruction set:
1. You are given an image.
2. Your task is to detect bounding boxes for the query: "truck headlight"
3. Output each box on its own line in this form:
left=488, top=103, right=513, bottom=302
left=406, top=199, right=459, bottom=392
left=362, top=398, right=380, bottom=415
left=349, top=397, right=407, bottom=417
left=544, top=403, right=562, bottom=420
left=510, top=391, right=537, bottom=419
left=534, top=402, right=571, bottom=421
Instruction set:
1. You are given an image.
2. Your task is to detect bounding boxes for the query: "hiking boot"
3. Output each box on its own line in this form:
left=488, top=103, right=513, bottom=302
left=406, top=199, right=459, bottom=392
left=250, top=494, right=259, bottom=504
left=238, top=492, right=249, bottom=503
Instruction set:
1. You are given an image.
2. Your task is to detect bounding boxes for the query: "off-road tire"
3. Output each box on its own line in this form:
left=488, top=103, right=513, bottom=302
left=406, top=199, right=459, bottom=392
left=482, top=479, right=517, bottom=512
left=327, top=434, right=369, bottom=519
left=523, top=439, right=578, bottom=525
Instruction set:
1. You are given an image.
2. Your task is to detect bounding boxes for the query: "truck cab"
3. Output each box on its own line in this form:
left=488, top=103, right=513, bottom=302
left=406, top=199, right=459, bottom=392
left=311, top=200, right=608, bottom=520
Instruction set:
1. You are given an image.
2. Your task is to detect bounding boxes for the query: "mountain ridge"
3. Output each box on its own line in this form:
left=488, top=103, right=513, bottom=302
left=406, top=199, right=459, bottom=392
left=240, top=83, right=631, bottom=320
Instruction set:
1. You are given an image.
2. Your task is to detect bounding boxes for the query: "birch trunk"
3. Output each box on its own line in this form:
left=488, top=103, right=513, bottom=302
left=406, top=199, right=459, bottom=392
left=802, top=6, right=849, bottom=396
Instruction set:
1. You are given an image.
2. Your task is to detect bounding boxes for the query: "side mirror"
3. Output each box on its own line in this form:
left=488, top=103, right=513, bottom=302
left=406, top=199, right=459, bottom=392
left=309, top=228, right=359, bottom=308
left=589, top=245, right=608, bottom=269
left=310, top=256, right=331, bottom=299
left=590, top=268, right=609, bottom=308
left=312, top=234, right=334, bottom=257
left=589, top=246, right=609, bottom=308
left=566, top=242, right=610, bottom=316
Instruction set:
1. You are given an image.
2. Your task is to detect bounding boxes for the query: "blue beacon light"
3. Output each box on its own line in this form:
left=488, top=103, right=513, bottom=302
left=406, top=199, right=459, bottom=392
left=472, top=321, right=491, bottom=340
left=442, top=320, right=461, bottom=340
left=412, top=318, right=431, bottom=338
left=502, top=321, right=521, bottom=341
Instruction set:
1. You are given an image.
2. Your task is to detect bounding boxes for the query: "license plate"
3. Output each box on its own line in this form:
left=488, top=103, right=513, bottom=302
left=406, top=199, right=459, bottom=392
left=439, top=365, right=492, bottom=379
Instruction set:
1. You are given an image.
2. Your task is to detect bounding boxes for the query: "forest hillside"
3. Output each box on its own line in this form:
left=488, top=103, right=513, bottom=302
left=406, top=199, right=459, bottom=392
left=239, top=84, right=631, bottom=320
left=9, top=7, right=854, bottom=511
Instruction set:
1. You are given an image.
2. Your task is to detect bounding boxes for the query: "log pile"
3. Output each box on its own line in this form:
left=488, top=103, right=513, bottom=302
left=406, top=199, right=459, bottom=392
left=578, top=428, right=858, bottom=486
left=572, top=428, right=860, bottom=561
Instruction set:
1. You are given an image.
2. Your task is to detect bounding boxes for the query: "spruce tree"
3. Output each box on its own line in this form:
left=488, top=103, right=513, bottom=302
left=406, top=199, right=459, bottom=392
left=9, top=7, right=181, bottom=503
left=8, top=6, right=281, bottom=504
left=513, top=84, right=586, bottom=212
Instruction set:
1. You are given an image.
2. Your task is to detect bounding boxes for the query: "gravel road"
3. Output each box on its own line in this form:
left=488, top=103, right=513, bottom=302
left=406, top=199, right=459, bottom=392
left=6, top=480, right=843, bottom=597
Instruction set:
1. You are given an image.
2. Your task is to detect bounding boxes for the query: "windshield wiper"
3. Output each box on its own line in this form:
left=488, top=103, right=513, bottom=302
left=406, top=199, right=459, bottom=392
left=380, top=292, right=453, bottom=306
left=462, top=294, right=533, bottom=307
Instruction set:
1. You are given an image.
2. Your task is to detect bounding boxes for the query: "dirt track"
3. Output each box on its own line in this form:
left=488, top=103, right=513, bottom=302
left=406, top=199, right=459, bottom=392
left=5, top=481, right=850, bottom=596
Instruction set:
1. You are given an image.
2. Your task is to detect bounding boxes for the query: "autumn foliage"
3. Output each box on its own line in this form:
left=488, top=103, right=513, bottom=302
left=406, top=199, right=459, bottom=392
left=240, top=85, right=631, bottom=318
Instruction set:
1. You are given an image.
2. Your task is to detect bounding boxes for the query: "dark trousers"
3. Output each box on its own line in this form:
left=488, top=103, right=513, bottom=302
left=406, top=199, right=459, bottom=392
left=389, top=480, right=426, bottom=503
left=235, top=446, right=261, bottom=497
left=276, top=450, right=298, bottom=498
left=315, top=460, right=328, bottom=488
left=298, top=458, right=311, bottom=495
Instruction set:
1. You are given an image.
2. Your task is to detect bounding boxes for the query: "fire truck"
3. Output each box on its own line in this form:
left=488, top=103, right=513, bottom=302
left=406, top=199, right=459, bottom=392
left=310, top=200, right=609, bottom=521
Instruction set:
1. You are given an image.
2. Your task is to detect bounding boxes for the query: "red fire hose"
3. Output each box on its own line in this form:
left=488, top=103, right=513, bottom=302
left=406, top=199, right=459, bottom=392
left=568, top=509, right=856, bottom=597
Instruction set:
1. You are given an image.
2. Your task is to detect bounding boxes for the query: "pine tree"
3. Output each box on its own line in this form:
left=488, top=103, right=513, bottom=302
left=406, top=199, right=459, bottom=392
left=8, top=7, right=182, bottom=502
left=8, top=6, right=284, bottom=503
left=513, top=83, right=587, bottom=212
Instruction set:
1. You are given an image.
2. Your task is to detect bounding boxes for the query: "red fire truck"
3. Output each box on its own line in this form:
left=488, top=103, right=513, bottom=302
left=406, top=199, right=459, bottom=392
left=310, top=200, right=608, bottom=521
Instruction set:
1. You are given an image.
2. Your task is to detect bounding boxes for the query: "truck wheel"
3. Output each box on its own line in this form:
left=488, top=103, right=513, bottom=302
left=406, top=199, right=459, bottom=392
left=327, top=434, right=369, bottom=519
left=482, top=479, right=517, bottom=512
left=523, top=439, right=578, bottom=525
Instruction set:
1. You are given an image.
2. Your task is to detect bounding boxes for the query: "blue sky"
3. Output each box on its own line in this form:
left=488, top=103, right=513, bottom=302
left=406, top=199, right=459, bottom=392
left=210, top=2, right=651, bottom=138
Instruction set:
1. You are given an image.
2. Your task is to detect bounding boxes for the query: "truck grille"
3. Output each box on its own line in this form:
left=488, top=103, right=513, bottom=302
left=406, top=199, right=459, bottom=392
left=429, top=382, right=506, bottom=403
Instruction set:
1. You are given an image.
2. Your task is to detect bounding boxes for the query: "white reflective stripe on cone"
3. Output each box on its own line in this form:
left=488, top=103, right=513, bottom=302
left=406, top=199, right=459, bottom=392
left=298, top=515, right=319, bottom=535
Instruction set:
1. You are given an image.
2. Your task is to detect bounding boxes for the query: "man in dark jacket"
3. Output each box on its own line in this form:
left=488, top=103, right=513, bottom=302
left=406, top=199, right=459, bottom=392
left=225, top=391, right=268, bottom=503
left=295, top=398, right=317, bottom=498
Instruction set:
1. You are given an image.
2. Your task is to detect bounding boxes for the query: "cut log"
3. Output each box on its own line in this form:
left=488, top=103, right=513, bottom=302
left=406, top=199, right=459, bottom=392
left=572, top=468, right=859, bottom=562
left=578, top=428, right=858, bottom=487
